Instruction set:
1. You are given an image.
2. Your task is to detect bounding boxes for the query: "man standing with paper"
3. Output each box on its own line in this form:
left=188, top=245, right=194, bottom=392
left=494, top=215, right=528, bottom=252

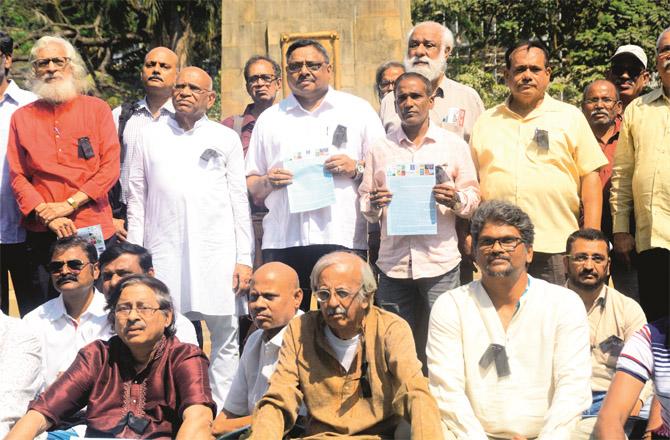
left=359, top=72, right=480, bottom=369
left=246, top=39, right=384, bottom=311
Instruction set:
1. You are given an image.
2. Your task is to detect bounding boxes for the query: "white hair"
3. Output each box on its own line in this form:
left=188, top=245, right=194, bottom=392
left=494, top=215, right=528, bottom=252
left=657, top=26, right=670, bottom=54
left=310, top=251, right=377, bottom=302
left=29, top=35, right=91, bottom=95
left=407, top=21, right=455, bottom=53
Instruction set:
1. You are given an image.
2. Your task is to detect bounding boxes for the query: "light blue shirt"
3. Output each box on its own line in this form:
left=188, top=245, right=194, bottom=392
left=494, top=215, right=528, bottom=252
left=0, top=80, right=37, bottom=243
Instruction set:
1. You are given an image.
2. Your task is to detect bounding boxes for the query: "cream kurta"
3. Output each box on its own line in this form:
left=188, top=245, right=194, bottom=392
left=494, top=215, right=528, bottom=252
left=127, top=116, right=252, bottom=316
left=427, top=277, right=592, bottom=439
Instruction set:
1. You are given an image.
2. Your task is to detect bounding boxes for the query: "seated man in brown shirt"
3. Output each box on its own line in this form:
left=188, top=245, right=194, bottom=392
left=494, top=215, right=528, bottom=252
left=248, top=251, right=443, bottom=439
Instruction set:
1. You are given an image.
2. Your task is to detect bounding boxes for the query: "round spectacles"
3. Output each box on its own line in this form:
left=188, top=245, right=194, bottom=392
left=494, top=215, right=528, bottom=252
left=314, top=287, right=358, bottom=303
left=115, top=304, right=164, bottom=318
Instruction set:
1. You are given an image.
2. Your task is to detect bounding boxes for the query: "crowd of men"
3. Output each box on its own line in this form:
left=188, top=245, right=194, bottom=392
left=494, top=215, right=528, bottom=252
left=0, top=18, right=668, bottom=440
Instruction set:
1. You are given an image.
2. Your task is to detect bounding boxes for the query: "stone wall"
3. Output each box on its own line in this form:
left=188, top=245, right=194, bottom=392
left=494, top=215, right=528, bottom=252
left=220, top=0, right=412, bottom=116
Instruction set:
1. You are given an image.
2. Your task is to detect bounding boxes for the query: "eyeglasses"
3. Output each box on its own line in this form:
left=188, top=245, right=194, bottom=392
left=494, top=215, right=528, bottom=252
left=115, top=304, right=163, bottom=318
left=478, top=236, right=525, bottom=252
left=46, top=259, right=90, bottom=273
left=314, top=287, right=358, bottom=303
left=32, top=57, right=71, bottom=70
left=173, top=82, right=212, bottom=95
left=379, top=80, right=396, bottom=89
left=247, top=74, right=277, bottom=85
left=286, top=61, right=325, bottom=73
left=584, top=97, right=617, bottom=106
left=611, top=64, right=644, bottom=79
left=567, top=254, right=608, bottom=265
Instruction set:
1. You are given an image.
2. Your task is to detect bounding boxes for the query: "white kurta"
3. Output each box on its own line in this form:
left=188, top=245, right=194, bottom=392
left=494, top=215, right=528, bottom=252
left=127, top=116, right=252, bottom=316
left=427, top=276, right=592, bottom=439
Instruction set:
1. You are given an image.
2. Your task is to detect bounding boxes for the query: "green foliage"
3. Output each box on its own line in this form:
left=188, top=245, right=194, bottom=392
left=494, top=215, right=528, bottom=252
left=0, top=0, right=221, bottom=106
left=412, top=0, right=670, bottom=107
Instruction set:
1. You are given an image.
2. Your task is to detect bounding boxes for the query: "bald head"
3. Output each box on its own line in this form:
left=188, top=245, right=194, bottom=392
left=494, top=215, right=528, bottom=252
left=142, top=46, right=178, bottom=94
left=172, top=66, right=216, bottom=125
left=247, top=262, right=302, bottom=335
left=582, top=79, right=621, bottom=130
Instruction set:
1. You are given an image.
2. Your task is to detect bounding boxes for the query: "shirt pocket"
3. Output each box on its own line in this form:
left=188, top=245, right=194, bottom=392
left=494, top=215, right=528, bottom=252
left=60, top=131, right=101, bottom=173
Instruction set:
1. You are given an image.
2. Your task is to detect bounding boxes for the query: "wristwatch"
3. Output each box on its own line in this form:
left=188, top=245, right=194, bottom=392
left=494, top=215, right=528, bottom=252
left=352, top=160, right=365, bottom=180
left=66, top=197, right=79, bottom=210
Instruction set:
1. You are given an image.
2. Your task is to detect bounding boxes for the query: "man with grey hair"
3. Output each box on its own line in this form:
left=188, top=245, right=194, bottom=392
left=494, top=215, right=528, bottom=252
left=427, top=200, right=592, bottom=439
left=379, top=21, right=484, bottom=142
left=610, top=26, right=670, bottom=322
left=249, top=251, right=443, bottom=439
left=6, top=35, right=119, bottom=303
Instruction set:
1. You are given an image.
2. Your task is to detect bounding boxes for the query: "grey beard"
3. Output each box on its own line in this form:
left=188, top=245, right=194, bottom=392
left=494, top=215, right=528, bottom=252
left=31, top=77, right=79, bottom=104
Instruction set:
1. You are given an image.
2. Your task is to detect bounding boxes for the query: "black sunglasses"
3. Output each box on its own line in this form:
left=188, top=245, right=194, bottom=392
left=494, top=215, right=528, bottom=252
left=46, top=259, right=90, bottom=273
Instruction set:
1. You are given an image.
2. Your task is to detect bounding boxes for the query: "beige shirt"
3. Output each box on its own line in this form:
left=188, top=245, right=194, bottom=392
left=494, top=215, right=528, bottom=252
left=470, top=94, right=609, bottom=253
left=379, top=76, right=485, bottom=142
left=610, top=87, right=670, bottom=252
left=250, top=307, right=443, bottom=439
left=576, top=284, right=647, bottom=393
left=359, top=123, right=480, bottom=278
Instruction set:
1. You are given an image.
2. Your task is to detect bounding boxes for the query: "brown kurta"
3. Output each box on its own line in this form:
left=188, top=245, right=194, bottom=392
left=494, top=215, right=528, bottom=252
left=249, top=306, right=443, bottom=439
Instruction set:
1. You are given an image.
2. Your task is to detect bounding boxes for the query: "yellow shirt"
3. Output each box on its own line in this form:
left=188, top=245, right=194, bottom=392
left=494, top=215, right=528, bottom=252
left=470, top=94, right=608, bottom=253
left=610, top=87, right=670, bottom=252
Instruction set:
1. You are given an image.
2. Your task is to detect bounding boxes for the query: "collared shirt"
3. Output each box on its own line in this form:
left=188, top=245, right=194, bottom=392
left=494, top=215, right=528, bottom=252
left=616, top=318, right=670, bottom=437
left=573, top=284, right=647, bottom=393
left=379, top=76, right=485, bottom=142
left=23, top=289, right=113, bottom=386
left=0, top=311, right=43, bottom=437
left=223, top=309, right=303, bottom=416
left=427, top=277, right=592, bottom=439
left=112, top=97, right=175, bottom=204
left=470, top=94, right=609, bottom=253
left=594, top=116, right=622, bottom=237
left=359, top=123, right=480, bottom=279
left=127, top=115, right=252, bottom=316
left=7, top=95, right=120, bottom=239
left=246, top=87, right=385, bottom=250
left=222, top=104, right=257, bottom=156
left=29, top=335, right=216, bottom=438
left=250, top=307, right=442, bottom=439
left=0, top=80, right=37, bottom=244
left=610, top=87, right=670, bottom=252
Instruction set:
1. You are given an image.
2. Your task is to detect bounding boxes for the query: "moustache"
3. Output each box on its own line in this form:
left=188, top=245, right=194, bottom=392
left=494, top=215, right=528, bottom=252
left=148, top=74, right=162, bottom=81
left=56, top=273, right=79, bottom=285
left=590, top=110, right=609, bottom=118
left=327, top=306, right=347, bottom=316
left=410, top=55, right=431, bottom=65
left=486, top=253, right=511, bottom=262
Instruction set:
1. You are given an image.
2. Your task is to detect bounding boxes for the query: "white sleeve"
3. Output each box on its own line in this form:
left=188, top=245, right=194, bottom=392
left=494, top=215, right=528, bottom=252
left=126, top=132, right=147, bottom=245
left=427, top=293, right=489, bottom=440
left=0, top=323, right=44, bottom=436
left=360, top=102, right=386, bottom=158
left=539, top=293, right=592, bottom=440
left=174, top=314, right=199, bottom=346
left=227, top=134, right=253, bottom=267
left=223, top=338, right=254, bottom=416
left=245, top=114, right=268, bottom=177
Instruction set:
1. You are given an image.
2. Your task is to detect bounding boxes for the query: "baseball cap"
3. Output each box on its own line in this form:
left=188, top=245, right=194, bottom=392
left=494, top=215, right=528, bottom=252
left=610, top=44, right=647, bottom=68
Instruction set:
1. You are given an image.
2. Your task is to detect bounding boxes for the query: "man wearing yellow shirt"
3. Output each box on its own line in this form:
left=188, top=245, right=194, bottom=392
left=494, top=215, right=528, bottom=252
left=610, top=27, right=670, bottom=322
left=470, top=40, right=608, bottom=284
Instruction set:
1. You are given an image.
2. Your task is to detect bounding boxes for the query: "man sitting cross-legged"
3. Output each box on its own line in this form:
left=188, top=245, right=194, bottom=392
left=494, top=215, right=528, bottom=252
left=212, top=262, right=303, bottom=436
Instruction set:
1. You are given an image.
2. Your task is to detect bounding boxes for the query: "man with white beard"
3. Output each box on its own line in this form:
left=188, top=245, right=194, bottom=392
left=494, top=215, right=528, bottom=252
left=7, top=36, right=119, bottom=302
left=379, top=21, right=484, bottom=143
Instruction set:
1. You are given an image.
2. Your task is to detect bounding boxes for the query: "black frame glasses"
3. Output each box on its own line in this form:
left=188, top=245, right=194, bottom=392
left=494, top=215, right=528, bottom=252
left=477, top=236, right=525, bottom=252
left=286, top=61, right=325, bottom=73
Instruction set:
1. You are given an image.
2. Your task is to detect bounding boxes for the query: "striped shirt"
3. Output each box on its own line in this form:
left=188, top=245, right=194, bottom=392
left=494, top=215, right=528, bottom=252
left=617, top=317, right=670, bottom=436
left=112, top=97, right=175, bottom=204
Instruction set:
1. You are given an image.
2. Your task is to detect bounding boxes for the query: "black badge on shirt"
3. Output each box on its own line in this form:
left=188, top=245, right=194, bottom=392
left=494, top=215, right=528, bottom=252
left=77, top=137, right=95, bottom=160
left=199, top=148, right=221, bottom=163
left=534, top=128, right=549, bottom=150
left=332, top=125, right=347, bottom=148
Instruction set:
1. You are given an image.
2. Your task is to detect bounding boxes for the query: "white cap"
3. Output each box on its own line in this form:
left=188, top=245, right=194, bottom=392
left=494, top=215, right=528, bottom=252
left=610, top=44, right=647, bottom=68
